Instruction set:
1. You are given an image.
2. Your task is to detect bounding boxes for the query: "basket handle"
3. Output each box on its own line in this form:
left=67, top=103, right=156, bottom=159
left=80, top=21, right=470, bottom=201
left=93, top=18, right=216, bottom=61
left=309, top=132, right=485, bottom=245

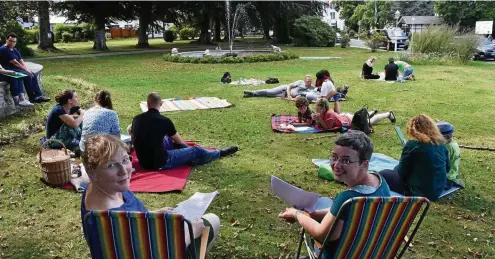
left=40, top=139, right=69, bottom=164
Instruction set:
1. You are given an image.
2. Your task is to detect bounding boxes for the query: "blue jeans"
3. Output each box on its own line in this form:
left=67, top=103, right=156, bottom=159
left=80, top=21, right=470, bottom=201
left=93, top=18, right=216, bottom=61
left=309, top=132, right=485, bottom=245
left=402, top=67, right=413, bottom=79
left=162, top=146, right=220, bottom=169
left=329, top=92, right=346, bottom=101
left=11, top=69, right=42, bottom=101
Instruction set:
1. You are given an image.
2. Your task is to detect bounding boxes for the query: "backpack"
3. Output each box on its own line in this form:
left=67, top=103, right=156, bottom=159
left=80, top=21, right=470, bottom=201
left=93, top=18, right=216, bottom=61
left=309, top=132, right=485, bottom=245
left=351, top=105, right=373, bottom=134
left=265, top=77, right=279, bottom=84
left=221, top=72, right=232, bottom=83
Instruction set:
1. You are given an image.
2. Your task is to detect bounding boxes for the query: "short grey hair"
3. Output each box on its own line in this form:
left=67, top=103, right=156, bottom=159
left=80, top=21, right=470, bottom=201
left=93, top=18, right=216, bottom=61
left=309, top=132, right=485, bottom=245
left=334, top=131, right=374, bottom=161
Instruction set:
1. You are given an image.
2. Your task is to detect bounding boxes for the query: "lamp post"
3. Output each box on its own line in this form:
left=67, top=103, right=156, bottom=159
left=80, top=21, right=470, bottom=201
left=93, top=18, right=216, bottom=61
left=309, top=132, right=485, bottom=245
left=394, top=10, right=400, bottom=52
left=411, top=17, right=415, bottom=53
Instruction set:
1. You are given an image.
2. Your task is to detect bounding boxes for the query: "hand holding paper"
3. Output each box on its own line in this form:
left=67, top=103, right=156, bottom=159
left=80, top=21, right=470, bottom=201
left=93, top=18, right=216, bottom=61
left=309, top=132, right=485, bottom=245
left=173, top=191, right=219, bottom=221
left=271, top=175, right=319, bottom=212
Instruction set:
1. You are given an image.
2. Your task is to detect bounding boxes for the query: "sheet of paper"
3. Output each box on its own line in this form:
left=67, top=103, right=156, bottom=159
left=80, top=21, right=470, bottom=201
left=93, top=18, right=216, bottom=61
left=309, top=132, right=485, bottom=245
left=173, top=191, right=219, bottom=221
left=293, top=126, right=313, bottom=132
left=271, top=175, right=319, bottom=212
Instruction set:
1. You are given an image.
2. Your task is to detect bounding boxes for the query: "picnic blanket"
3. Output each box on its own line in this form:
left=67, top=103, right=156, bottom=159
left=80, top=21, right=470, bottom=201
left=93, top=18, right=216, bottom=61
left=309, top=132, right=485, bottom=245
left=62, top=150, right=193, bottom=193
left=283, top=97, right=347, bottom=103
left=271, top=115, right=323, bottom=134
left=139, top=97, right=233, bottom=112
left=312, top=153, right=462, bottom=199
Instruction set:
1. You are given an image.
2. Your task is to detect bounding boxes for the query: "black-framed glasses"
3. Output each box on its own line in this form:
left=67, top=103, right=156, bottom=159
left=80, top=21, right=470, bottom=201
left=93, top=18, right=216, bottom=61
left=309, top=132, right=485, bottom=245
left=330, top=155, right=360, bottom=166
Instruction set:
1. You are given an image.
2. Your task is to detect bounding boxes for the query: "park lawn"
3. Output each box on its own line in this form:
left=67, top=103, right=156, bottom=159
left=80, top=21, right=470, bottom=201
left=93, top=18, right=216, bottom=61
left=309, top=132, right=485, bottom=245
left=27, top=37, right=267, bottom=58
left=0, top=47, right=494, bottom=258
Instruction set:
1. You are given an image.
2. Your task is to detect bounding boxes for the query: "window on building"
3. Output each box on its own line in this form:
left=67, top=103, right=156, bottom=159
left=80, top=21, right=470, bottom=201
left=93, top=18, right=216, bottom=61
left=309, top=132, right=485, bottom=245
left=330, top=12, right=336, bottom=20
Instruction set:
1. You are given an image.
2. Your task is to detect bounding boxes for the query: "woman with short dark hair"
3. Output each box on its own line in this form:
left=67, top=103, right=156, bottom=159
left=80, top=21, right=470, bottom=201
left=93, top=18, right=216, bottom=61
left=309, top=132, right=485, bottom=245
left=45, top=89, right=83, bottom=150
left=80, top=90, right=121, bottom=151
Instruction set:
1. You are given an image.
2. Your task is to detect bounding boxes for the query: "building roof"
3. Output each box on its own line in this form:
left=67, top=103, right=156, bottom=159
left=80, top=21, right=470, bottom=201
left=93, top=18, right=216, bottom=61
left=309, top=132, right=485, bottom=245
left=400, top=16, right=442, bottom=25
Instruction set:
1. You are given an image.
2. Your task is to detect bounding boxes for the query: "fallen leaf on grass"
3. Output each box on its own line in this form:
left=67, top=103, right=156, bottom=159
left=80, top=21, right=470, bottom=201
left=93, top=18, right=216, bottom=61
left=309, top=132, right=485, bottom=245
left=230, top=217, right=239, bottom=226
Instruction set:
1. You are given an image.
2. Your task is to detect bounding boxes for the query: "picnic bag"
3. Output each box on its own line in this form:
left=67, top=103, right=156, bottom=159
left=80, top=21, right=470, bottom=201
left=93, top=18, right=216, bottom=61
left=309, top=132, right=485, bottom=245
left=38, top=139, right=71, bottom=185
left=265, top=78, right=279, bottom=84
left=351, top=105, right=373, bottom=134
left=221, top=72, right=232, bottom=83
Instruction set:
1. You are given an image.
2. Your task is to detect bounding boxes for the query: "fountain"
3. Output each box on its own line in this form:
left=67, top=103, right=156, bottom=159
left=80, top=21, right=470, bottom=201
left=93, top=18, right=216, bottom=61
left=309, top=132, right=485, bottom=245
left=171, top=1, right=288, bottom=61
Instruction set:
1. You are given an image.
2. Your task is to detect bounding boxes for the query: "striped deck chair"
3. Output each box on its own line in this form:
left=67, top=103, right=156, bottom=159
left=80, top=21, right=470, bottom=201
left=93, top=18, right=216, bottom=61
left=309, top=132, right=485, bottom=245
left=83, top=211, right=197, bottom=259
left=296, top=196, right=430, bottom=259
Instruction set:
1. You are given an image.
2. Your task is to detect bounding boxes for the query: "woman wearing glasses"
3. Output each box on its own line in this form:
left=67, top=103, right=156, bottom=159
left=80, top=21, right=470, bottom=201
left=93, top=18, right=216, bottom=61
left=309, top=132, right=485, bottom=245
left=278, top=131, right=391, bottom=258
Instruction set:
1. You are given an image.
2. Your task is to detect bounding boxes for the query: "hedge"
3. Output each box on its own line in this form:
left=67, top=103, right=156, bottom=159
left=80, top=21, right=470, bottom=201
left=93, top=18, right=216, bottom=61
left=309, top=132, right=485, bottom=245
left=163, top=52, right=299, bottom=64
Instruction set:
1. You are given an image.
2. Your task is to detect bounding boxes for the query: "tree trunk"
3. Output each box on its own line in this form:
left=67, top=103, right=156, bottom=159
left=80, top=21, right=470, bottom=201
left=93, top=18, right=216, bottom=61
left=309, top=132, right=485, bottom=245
left=199, top=14, right=212, bottom=44
left=274, top=16, right=290, bottom=44
left=93, top=16, right=109, bottom=51
left=137, top=2, right=151, bottom=48
left=37, top=1, right=57, bottom=51
left=214, top=18, right=221, bottom=42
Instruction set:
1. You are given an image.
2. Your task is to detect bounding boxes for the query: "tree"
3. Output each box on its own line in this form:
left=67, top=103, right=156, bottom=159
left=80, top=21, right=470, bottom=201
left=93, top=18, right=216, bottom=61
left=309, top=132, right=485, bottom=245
left=334, top=1, right=365, bottom=32
left=435, top=1, right=495, bottom=33
left=390, top=1, right=434, bottom=17
left=134, top=1, right=153, bottom=48
left=38, top=1, right=57, bottom=51
left=348, top=1, right=392, bottom=32
left=54, top=1, right=133, bottom=51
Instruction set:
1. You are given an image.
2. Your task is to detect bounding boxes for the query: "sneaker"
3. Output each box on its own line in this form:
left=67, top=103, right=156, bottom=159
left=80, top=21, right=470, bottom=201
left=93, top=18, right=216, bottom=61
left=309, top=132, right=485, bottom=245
left=18, top=100, right=34, bottom=107
left=34, top=96, right=51, bottom=103
left=13, top=96, right=20, bottom=105
left=388, top=111, right=396, bottom=124
left=219, top=146, right=239, bottom=157
left=243, top=91, right=255, bottom=98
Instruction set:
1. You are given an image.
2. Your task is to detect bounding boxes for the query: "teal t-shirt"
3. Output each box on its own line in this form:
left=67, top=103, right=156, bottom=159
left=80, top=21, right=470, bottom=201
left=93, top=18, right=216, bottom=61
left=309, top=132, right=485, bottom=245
left=446, top=141, right=463, bottom=186
left=330, top=173, right=391, bottom=217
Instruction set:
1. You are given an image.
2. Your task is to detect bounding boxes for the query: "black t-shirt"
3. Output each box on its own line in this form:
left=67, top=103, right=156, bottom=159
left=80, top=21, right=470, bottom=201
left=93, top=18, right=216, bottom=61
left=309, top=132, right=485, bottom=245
left=384, top=63, right=399, bottom=81
left=132, top=109, right=177, bottom=170
left=46, top=104, right=67, bottom=137
left=362, top=63, right=373, bottom=76
left=298, top=107, right=314, bottom=124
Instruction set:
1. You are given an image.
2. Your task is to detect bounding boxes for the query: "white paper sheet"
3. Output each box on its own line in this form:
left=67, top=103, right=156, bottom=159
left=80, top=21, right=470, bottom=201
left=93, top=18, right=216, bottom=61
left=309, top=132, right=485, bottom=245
left=173, top=191, right=219, bottom=220
left=271, top=176, right=319, bottom=212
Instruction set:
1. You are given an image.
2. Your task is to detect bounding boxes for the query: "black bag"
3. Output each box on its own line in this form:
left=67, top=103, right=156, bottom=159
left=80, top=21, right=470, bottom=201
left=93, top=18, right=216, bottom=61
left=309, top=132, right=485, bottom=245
left=351, top=105, right=373, bottom=134
left=265, top=78, right=279, bottom=84
left=221, top=72, right=232, bottom=83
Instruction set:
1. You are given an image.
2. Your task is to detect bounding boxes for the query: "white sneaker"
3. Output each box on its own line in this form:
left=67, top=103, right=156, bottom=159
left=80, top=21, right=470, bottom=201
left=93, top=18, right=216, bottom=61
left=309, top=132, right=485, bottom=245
left=18, top=100, right=34, bottom=107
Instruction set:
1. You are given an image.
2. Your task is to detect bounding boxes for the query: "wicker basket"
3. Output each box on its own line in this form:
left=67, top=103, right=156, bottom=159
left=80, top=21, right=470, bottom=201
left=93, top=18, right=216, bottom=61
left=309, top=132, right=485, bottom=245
left=38, top=139, right=71, bottom=186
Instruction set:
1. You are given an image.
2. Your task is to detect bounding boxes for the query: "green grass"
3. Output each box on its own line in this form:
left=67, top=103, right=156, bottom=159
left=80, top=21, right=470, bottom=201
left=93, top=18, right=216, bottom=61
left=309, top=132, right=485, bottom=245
left=27, top=37, right=268, bottom=58
left=1, top=47, right=495, bottom=258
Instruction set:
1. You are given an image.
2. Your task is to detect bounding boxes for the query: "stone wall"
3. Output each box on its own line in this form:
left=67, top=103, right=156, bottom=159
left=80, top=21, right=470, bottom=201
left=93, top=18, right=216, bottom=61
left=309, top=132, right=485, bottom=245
left=0, top=81, right=16, bottom=119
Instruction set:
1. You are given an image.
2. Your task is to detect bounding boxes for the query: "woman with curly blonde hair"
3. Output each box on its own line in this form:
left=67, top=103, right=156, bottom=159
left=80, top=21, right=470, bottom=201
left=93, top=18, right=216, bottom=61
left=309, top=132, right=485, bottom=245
left=379, top=114, right=450, bottom=201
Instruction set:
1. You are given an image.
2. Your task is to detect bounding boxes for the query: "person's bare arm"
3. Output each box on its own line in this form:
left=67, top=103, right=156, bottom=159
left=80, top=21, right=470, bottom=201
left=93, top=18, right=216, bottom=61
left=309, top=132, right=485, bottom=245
left=59, top=113, right=84, bottom=128
left=0, top=67, right=15, bottom=75
left=170, top=133, right=185, bottom=145
left=9, top=59, right=32, bottom=76
left=333, top=100, right=341, bottom=114
left=279, top=208, right=344, bottom=242
left=291, top=119, right=313, bottom=127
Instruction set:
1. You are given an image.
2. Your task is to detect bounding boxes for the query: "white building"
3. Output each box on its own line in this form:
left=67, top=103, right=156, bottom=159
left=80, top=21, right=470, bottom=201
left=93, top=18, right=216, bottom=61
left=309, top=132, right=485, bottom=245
left=322, top=1, right=345, bottom=31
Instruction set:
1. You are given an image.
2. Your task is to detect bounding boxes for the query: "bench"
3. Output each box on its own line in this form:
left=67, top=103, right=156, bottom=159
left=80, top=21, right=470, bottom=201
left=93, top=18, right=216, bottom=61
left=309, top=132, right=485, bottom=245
left=0, top=62, right=44, bottom=119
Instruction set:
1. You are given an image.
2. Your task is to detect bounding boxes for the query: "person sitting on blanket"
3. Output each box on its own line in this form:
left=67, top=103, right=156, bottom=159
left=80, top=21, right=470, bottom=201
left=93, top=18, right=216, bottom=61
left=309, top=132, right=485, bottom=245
left=131, top=92, right=239, bottom=170
left=80, top=134, right=220, bottom=256
left=80, top=90, right=121, bottom=152
left=379, top=114, right=449, bottom=201
left=312, top=99, right=396, bottom=131
left=0, top=64, right=34, bottom=107
left=361, top=56, right=381, bottom=80
left=395, top=60, right=415, bottom=81
left=278, top=131, right=391, bottom=259
left=289, top=96, right=314, bottom=127
left=314, top=70, right=348, bottom=102
left=46, top=89, right=83, bottom=150
left=437, top=121, right=464, bottom=188
left=384, top=57, right=400, bottom=81
left=243, top=75, right=317, bottom=100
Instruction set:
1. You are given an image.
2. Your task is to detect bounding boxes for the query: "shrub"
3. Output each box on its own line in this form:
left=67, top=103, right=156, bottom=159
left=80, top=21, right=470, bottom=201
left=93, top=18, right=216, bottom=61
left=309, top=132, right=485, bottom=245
left=80, top=23, right=95, bottom=41
left=0, top=20, right=34, bottom=57
left=25, top=28, right=39, bottom=44
left=164, top=31, right=174, bottom=42
left=411, top=25, right=478, bottom=63
left=292, top=15, right=336, bottom=47
left=168, top=26, right=178, bottom=40
left=340, top=34, right=350, bottom=48
left=61, top=32, right=72, bottom=43
left=348, top=30, right=357, bottom=38
left=163, top=52, right=299, bottom=64
left=54, top=24, right=73, bottom=42
left=178, top=27, right=197, bottom=40
left=362, top=32, right=387, bottom=52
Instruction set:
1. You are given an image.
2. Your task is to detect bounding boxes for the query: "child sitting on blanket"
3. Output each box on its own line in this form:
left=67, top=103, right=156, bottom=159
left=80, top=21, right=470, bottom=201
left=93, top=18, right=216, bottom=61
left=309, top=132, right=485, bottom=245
left=437, top=121, right=464, bottom=188
left=290, top=96, right=314, bottom=126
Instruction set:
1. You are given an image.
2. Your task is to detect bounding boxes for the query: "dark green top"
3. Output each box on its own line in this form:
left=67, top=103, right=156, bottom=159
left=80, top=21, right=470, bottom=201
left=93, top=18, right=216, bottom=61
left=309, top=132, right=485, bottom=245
left=395, top=140, right=449, bottom=201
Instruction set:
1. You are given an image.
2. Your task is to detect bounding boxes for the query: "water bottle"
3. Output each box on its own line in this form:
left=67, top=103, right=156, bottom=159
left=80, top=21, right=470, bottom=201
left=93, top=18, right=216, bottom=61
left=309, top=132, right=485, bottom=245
left=342, top=122, right=349, bottom=133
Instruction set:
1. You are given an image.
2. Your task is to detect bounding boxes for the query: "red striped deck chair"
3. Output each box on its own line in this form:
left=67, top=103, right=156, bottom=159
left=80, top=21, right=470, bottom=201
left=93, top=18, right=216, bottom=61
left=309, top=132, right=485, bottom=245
left=296, top=196, right=430, bottom=259
left=83, top=211, right=196, bottom=259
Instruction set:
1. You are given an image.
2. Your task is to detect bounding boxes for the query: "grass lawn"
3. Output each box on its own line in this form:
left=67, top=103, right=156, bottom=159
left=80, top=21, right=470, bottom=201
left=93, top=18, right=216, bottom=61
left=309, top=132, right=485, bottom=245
left=1, top=46, right=494, bottom=258
left=27, top=37, right=267, bottom=58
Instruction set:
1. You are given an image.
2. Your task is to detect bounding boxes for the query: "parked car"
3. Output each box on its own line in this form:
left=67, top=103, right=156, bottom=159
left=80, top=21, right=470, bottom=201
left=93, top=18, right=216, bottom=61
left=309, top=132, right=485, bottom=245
left=474, top=37, right=495, bottom=60
left=370, top=28, right=409, bottom=51
left=336, top=33, right=342, bottom=43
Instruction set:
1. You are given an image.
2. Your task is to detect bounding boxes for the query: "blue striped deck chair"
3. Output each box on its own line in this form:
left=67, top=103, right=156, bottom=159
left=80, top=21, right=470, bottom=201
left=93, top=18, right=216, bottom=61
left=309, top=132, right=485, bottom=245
left=83, top=211, right=197, bottom=259
left=296, top=196, right=430, bottom=259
